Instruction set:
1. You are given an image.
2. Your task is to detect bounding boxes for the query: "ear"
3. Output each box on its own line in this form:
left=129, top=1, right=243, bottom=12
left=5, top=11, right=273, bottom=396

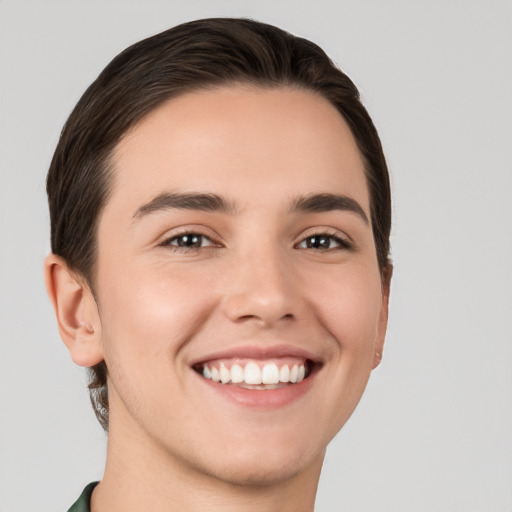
left=44, top=254, right=104, bottom=367
left=372, top=264, right=393, bottom=369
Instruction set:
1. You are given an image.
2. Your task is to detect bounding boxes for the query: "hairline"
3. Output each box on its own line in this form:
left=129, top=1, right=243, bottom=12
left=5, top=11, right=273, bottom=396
left=82, top=80, right=383, bottom=295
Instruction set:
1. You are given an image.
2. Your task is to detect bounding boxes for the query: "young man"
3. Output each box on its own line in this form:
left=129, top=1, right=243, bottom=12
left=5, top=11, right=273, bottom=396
left=44, top=18, right=391, bottom=512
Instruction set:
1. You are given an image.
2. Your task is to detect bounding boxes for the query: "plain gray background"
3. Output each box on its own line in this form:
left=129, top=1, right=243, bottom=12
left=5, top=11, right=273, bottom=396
left=0, top=1, right=511, bottom=511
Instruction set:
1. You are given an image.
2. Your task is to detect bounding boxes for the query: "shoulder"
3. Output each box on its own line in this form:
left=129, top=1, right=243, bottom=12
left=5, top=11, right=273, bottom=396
left=67, top=482, right=99, bottom=512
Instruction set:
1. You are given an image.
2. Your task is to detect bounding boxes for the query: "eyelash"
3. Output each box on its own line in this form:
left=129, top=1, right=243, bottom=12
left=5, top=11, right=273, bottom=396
left=296, top=232, right=352, bottom=251
left=160, top=232, right=216, bottom=252
left=160, top=230, right=352, bottom=253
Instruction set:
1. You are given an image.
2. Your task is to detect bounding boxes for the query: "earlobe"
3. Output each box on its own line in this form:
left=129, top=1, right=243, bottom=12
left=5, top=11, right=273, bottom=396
left=372, top=263, right=393, bottom=370
left=44, top=254, right=104, bottom=367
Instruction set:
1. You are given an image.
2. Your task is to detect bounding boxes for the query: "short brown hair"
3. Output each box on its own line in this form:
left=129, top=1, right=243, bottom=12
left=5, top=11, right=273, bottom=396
left=47, top=17, right=391, bottom=431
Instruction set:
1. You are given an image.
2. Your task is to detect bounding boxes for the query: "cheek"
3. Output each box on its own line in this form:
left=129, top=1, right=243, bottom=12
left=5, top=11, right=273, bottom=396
left=307, top=263, right=383, bottom=350
left=96, top=261, right=218, bottom=368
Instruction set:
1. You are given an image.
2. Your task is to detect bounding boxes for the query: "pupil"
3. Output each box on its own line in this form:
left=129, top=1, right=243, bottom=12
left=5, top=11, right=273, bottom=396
left=308, top=236, right=329, bottom=249
left=179, top=235, right=201, bottom=247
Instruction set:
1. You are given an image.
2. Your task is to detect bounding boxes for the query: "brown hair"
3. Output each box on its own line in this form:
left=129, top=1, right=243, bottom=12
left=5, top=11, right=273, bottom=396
left=47, top=17, right=391, bottom=431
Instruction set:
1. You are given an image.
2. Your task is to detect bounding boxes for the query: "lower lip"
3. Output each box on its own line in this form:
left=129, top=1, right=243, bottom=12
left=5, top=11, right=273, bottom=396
left=195, top=372, right=316, bottom=409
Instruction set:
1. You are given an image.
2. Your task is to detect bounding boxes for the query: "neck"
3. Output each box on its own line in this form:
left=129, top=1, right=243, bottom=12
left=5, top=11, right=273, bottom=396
left=92, top=414, right=323, bottom=512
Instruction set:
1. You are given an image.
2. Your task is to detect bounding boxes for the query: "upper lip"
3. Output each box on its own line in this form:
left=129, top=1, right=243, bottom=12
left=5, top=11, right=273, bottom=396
left=189, top=344, right=323, bottom=367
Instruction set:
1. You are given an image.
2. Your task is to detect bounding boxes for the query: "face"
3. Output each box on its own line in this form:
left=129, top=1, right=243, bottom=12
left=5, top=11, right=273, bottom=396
left=93, top=86, right=389, bottom=485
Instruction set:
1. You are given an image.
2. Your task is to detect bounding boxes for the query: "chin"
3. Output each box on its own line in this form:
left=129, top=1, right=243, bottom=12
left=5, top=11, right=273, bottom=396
left=181, top=431, right=326, bottom=488
left=201, top=452, right=317, bottom=488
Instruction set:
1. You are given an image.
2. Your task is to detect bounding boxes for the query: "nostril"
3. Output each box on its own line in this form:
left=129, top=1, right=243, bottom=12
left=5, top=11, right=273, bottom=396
left=221, top=274, right=299, bottom=326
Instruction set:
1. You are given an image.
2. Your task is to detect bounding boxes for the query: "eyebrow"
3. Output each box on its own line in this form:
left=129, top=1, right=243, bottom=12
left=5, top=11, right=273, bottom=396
left=290, top=193, right=369, bottom=224
left=133, top=192, right=237, bottom=218
left=133, top=191, right=368, bottom=224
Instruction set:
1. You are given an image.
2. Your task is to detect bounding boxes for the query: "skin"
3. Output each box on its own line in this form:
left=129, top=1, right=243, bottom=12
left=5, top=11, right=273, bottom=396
left=45, top=86, right=390, bottom=512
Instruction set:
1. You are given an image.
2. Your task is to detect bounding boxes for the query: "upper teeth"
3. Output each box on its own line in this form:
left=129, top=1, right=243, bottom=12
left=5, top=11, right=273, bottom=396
left=202, top=361, right=306, bottom=385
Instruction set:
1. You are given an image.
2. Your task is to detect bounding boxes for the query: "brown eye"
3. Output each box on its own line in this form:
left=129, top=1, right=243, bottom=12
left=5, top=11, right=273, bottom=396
left=297, top=234, right=351, bottom=251
left=163, top=233, right=214, bottom=249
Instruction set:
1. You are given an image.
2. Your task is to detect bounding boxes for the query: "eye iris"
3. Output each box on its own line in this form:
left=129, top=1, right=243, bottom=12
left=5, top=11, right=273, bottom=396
left=307, top=236, right=331, bottom=249
left=177, top=234, right=202, bottom=247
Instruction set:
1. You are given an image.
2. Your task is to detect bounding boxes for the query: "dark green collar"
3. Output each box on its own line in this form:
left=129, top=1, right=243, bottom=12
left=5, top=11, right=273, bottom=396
left=67, top=482, right=98, bottom=512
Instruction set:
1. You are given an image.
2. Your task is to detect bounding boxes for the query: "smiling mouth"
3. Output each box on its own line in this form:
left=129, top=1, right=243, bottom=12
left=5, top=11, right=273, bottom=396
left=193, top=358, right=316, bottom=390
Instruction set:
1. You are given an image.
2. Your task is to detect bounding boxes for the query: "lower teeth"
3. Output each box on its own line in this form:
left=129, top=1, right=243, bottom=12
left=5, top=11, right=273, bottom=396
left=236, top=382, right=289, bottom=390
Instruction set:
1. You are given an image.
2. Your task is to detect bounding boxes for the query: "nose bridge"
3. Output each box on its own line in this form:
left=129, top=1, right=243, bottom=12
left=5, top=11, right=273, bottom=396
left=222, top=240, right=298, bottom=326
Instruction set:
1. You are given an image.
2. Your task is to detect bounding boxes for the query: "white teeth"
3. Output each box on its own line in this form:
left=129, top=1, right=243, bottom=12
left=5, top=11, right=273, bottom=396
left=200, top=361, right=307, bottom=387
left=290, top=365, right=299, bottom=383
left=244, top=362, right=262, bottom=385
left=219, top=363, right=230, bottom=384
left=279, top=365, right=290, bottom=383
left=211, top=367, right=220, bottom=382
left=261, top=363, right=280, bottom=384
left=230, top=364, right=244, bottom=383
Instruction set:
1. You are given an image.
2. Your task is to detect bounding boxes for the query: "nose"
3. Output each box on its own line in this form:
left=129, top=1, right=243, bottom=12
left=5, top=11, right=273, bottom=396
left=221, top=246, right=300, bottom=328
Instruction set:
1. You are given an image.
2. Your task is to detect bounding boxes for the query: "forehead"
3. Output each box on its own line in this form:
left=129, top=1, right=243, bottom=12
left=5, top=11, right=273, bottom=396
left=108, top=85, right=368, bottom=214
